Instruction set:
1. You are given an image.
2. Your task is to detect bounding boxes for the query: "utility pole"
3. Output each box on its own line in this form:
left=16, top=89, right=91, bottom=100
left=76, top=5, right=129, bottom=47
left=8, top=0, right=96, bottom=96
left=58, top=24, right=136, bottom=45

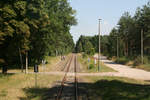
left=141, top=29, right=144, bottom=64
left=25, top=51, right=28, bottom=74
left=98, top=19, right=101, bottom=72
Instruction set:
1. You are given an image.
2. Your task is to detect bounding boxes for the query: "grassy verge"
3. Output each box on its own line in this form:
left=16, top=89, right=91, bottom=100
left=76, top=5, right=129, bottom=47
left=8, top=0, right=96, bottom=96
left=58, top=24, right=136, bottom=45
left=0, top=73, right=61, bottom=100
left=81, top=76, right=150, bottom=100
left=39, top=56, right=60, bottom=72
left=0, top=56, right=60, bottom=73
left=77, top=54, right=116, bottom=73
left=135, top=64, right=150, bottom=71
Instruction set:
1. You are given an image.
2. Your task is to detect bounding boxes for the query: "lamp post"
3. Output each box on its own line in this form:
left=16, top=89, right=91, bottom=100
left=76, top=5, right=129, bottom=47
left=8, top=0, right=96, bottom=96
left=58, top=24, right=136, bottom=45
left=98, top=19, right=101, bottom=72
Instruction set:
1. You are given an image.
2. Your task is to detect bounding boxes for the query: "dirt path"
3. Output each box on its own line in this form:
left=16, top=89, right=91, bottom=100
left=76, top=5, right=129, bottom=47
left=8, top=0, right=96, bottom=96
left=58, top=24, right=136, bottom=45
left=93, top=55, right=150, bottom=81
left=6, top=55, right=150, bottom=81
left=44, top=55, right=150, bottom=81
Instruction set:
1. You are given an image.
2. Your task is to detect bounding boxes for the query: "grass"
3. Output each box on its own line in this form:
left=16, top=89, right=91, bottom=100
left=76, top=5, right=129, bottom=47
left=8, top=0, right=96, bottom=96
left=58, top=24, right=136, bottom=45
left=135, top=64, right=150, bottom=71
left=0, top=73, right=62, bottom=100
left=77, top=54, right=116, bottom=73
left=0, top=56, right=63, bottom=100
left=0, top=56, right=60, bottom=73
left=39, top=56, right=60, bottom=72
left=81, top=76, right=150, bottom=100
left=84, top=76, right=149, bottom=85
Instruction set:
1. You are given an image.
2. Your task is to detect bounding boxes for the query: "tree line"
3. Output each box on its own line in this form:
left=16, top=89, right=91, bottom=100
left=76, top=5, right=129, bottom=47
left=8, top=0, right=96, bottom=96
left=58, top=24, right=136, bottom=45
left=75, top=2, right=150, bottom=64
left=0, top=0, right=77, bottom=73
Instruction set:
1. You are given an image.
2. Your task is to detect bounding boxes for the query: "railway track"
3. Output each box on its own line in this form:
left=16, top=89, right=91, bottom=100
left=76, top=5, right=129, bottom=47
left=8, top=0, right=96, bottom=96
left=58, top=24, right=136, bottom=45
left=61, top=55, right=72, bottom=71
left=74, top=55, right=79, bottom=100
left=56, top=54, right=79, bottom=100
left=54, top=55, right=71, bottom=72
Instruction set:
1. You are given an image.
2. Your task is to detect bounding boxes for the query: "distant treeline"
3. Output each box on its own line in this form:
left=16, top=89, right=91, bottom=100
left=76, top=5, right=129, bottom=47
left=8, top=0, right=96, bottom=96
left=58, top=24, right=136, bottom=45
left=0, top=0, right=77, bottom=71
left=75, top=2, right=150, bottom=59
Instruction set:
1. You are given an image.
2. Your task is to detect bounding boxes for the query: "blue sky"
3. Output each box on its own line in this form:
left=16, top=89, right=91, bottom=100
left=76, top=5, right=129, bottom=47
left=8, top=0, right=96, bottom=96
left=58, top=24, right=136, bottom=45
left=69, top=0, right=149, bottom=42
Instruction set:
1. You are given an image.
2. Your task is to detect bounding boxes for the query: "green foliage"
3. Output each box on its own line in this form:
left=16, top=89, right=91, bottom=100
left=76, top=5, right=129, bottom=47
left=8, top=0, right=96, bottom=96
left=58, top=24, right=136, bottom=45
left=134, top=56, right=150, bottom=66
left=75, top=35, right=95, bottom=55
left=82, top=53, right=88, bottom=58
left=75, top=2, right=150, bottom=66
left=116, top=57, right=129, bottom=64
left=0, top=0, right=76, bottom=71
left=143, top=56, right=149, bottom=64
left=89, top=64, right=95, bottom=69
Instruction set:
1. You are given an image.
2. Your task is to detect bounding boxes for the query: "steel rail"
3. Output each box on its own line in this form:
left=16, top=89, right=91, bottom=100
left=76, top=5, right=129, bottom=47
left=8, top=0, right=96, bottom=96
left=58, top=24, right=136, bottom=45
left=74, top=55, right=79, bottom=100
left=56, top=54, right=74, bottom=100
left=61, top=55, right=71, bottom=71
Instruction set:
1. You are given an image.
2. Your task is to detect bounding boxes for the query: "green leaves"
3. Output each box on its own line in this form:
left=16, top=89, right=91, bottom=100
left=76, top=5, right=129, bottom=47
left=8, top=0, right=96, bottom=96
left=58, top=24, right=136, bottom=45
left=0, top=0, right=76, bottom=69
left=75, top=36, right=95, bottom=55
left=14, top=1, right=27, bottom=16
left=3, top=23, right=14, bottom=37
left=2, top=5, right=17, bottom=19
left=76, top=2, right=150, bottom=59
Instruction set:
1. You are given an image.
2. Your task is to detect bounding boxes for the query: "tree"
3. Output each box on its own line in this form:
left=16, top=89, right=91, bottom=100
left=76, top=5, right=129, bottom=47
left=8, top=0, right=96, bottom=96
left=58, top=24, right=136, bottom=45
left=0, top=0, right=77, bottom=73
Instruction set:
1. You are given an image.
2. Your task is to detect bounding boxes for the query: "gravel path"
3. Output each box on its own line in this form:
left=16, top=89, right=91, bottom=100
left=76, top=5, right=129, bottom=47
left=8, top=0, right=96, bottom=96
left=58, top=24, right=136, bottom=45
left=92, top=55, right=150, bottom=81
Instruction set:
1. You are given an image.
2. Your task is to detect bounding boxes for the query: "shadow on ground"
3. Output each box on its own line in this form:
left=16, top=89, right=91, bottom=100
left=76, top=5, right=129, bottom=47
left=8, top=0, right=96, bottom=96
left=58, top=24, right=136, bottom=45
left=103, top=61, right=117, bottom=64
left=0, top=73, right=15, bottom=77
left=19, top=79, right=150, bottom=100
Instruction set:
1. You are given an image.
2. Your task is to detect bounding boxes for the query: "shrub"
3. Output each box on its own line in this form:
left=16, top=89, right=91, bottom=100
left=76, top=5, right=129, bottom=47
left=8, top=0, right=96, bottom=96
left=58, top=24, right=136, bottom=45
left=82, top=53, right=88, bottom=58
left=89, top=64, right=95, bottom=69
left=126, top=61, right=134, bottom=66
left=112, top=56, right=117, bottom=61
left=143, top=56, right=149, bottom=64
left=148, top=56, right=150, bottom=60
left=116, top=57, right=129, bottom=64
left=134, top=56, right=150, bottom=66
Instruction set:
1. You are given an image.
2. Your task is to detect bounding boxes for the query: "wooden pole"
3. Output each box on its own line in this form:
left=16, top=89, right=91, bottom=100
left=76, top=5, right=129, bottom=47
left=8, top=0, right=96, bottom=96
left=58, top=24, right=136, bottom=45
left=98, top=19, right=101, bottom=72
left=25, top=51, right=28, bottom=74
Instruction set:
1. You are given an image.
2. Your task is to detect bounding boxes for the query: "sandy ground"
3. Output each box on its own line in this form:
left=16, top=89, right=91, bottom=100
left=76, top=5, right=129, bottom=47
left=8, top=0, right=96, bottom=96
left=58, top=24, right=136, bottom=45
left=37, top=55, right=150, bottom=81
left=92, top=55, right=150, bottom=81
left=6, top=54, right=150, bottom=81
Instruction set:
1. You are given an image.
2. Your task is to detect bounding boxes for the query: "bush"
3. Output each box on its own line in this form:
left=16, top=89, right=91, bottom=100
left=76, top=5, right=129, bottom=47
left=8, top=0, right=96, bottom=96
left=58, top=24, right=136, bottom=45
left=143, top=56, right=149, bottom=64
left=116, top=57, right=129, bottom=64
left=112, top=56, right=117, bottom=61
left=89, top=48, right=95, bottom=56
left=133, top=56, right=149, bottom=66
left=89, top=64, right=95, bottom=69
left=82, top=53, right=88, bottom=58
left=148, top=56, right=150, bottom=60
